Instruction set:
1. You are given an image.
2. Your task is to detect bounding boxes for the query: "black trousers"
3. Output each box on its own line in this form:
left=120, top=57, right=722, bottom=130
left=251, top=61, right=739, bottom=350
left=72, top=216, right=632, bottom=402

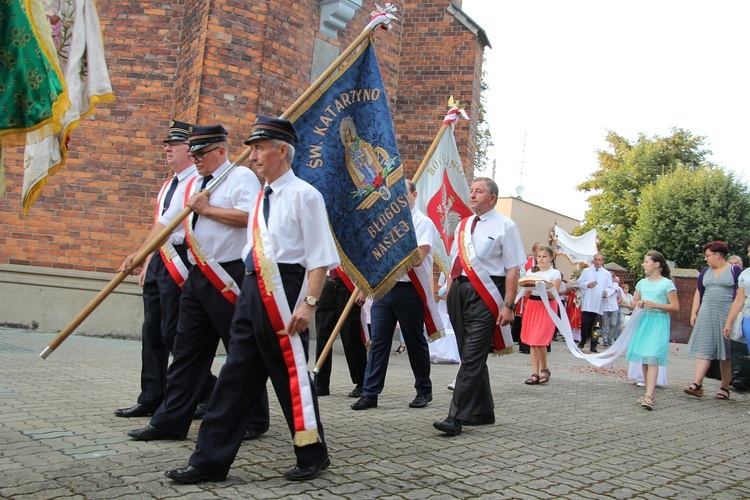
left=363, top=282, right=431, bottom=397
left=314, top=278, right=367, bottom=391
left=137, top=249, right=186, bottom=408
left=190, top=271, right=327, bottom=476
left=150, top=261, right=269, bottom=437
left=580, top=311, right=599, bottom=347
left=447, top=277, right=505, bottom=422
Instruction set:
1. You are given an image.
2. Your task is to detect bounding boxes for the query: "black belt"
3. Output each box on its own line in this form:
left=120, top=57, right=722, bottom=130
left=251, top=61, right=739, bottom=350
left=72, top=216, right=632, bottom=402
left=455, top=275, right=504, bottom=283
left=246, top=263, right=305, bottom=276
left=528, top=295, right=543, bottom=301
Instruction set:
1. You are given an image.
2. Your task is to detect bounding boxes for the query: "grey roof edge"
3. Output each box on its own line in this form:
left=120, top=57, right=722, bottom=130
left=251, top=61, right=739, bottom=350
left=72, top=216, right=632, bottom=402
left=447, top=3, right=491, bottom=49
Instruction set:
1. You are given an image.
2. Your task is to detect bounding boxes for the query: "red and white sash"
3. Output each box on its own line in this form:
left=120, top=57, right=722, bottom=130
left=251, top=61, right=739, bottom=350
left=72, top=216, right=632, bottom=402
left=250, top=191, right=320, bottom=447
left=456, top=215, right=514, bottom=354
left=334, top=267, right=370, bottom=348
left=407, top=263, right=445, bottom=342
left=182, top=177, right=241, bottom=304
left=154, top=178, right=189, bottom=287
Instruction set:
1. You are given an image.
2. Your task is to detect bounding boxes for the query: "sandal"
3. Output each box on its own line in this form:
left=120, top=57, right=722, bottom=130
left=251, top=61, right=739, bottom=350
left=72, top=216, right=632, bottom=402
left=715, top=387, right=730, bottom=400
left=525, top=373, right=540, bottom=385
left=683, top=383, right=703, bottom=398
left=393, top=344, right=406, bottom=355
left=539, top=369, right=551, bottom=384
left=640, top=395, right=654, bottom=410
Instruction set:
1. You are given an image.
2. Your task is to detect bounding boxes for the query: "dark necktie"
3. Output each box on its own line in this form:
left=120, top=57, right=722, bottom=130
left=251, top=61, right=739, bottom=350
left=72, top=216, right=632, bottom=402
left=263, top=185, right=273, bottom=225
left=191, top=175, right=213, bottom=229
left=450, top=216, right=479, bottom=279
left=244, top=185, right=274, bottom=273
left=161, top=176, right=179, bottom=215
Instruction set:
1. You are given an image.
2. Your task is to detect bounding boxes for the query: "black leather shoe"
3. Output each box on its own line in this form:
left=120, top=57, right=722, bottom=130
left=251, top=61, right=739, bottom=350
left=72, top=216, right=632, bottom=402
left=348, top=386, right=363, bottom=398
left=193, top=403, right=208, bottom=420
left=284, top=456, right=330, bottom=481
left=113, top=403, right=157, bottom=418
left=243, top=429, right=266, bottom=441
left=590, top=347, right=598, bottom=353
left=317, top=387, right=330, bottom=397
left=127, top=424, right=182, bottom=441
left=577, top=341, right=586, bottom=349
left=351, top=396, right=377, bottom=410
left=165, top=465, right=226, bottom=484
left=463, top=413, right=495, bottom=426
left=433, top=417, right=462, bottom=436
left=408, top=393, right=433, bottom=408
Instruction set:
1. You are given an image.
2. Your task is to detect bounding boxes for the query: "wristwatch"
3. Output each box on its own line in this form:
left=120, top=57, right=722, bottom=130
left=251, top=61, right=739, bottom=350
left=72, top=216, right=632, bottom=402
left=504, top=301, right=516, bottom=312
left=304, top=296, right=319, bottom=307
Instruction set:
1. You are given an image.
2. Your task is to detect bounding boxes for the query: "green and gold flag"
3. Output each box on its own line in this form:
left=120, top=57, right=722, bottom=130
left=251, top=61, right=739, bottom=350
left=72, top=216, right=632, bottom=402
left=0, top=0, right=70, bottom=197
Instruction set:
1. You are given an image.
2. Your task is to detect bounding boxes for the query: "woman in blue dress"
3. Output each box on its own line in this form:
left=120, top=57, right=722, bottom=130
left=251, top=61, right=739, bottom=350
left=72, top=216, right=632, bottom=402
left=626, top=251, right=679, bottom=410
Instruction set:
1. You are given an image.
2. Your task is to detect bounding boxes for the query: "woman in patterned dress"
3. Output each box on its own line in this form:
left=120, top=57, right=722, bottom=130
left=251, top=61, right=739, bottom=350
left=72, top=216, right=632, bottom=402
left=626, top=251, right=679, bottom=410
left=684, top=241, right=740, bottom=400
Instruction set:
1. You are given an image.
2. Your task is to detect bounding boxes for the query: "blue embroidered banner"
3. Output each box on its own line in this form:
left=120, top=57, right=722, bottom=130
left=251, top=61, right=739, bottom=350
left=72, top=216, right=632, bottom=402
left=290, top=40, right=418, bottom=297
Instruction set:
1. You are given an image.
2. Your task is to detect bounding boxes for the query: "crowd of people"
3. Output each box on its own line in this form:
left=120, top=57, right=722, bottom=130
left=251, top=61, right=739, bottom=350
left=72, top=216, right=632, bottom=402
left=112, top=118, right=750, bottom=484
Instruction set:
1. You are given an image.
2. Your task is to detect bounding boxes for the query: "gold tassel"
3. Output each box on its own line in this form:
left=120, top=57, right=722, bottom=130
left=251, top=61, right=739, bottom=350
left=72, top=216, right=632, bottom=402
left=293, top=429, right=321, bottom=447
left=492, top=346, right=515, bottom=356
left=427, top=330, right=445, bottom=343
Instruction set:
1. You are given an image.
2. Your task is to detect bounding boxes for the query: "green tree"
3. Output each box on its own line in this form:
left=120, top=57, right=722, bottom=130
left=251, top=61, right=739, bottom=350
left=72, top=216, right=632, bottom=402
left=627, top=167, right=750, bottom=270
left=473, top=65, right=493, bottom=172
left=577, top=128, right=712, bottom=266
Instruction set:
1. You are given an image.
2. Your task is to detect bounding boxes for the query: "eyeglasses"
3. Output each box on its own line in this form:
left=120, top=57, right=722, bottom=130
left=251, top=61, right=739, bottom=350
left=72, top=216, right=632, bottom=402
left=704, top=252, right=718, bottom=259
left=188, top=146, right=221, bottom=162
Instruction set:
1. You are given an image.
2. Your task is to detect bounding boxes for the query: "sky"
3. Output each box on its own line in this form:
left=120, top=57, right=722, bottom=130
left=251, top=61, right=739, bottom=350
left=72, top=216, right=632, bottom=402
left=460, top=0, right=750, bottom=221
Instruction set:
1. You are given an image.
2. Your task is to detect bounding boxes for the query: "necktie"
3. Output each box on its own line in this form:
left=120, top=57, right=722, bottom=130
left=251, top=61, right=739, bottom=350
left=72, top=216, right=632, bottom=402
left=450, top=216, right=479, bottom=279
left=263, top=185, right=273, bottom=225
left=191, top=175, right=213, bottom=229
left=161, top=176, right=179, bottom=215
left=244, top=186, right=274, bottom=274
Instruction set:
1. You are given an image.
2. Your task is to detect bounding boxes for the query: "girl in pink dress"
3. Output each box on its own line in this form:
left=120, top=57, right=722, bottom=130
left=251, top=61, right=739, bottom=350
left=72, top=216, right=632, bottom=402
left=521, top=245, right=562, bottom=384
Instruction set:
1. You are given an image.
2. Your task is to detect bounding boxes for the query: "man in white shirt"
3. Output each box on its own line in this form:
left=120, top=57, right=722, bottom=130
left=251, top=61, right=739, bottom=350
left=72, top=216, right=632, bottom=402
left=166, top=116, right=339, bottom=483
left=351, top=179, right=439, bottom=411
left=127, top=124, right=269, bottom=442
left=577, top=253, right=615, bottom=352
left=114, top=120, right=198, bottom=418
left=433, top=178, right=525, bottom=436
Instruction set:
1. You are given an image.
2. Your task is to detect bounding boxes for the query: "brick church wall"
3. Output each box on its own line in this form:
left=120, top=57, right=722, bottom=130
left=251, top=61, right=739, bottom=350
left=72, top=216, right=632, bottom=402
left=0, top=0, right=486, bottom=274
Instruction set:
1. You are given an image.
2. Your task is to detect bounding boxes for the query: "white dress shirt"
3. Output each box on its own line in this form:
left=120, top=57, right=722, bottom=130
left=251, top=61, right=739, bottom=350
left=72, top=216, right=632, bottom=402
left=241, top=169, right=339, bottom=271
left=450, top=210, right=526, bottom=277
left=160, top=161, right=260, bottom=264
left=161, top=165, right=197, bottom=245
left=399, top=207, right=439, bottom=282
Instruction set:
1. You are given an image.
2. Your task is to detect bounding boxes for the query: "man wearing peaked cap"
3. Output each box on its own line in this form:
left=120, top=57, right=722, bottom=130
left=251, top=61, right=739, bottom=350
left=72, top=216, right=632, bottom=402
left=127, top=122, right=271, bottom=444
left=166, top=114, right=339, bottom=483
left=115, top=119, right=201, bottom=419
left=188, top=124, right=231, bottom=152
left=243, top=115, right=298, bottom=145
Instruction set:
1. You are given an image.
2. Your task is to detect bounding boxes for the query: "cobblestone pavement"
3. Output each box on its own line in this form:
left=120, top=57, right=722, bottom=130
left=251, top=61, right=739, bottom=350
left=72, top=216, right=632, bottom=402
left=1, top=327, right=749, bottom=499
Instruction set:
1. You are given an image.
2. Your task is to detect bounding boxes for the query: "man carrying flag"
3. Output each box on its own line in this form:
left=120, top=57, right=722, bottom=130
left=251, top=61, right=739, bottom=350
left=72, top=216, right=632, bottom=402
left=433, top=177, right=525, bottom=436
left=166, top=116, right=339, bottom=483
left=113, top=120, right=201, bottom=418
left=351, top=179, right=442, bottom=411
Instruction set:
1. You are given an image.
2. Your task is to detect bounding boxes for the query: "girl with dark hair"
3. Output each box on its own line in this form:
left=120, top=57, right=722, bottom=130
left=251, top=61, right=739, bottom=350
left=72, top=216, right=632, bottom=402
left=627, top=251, right=679, bottom=410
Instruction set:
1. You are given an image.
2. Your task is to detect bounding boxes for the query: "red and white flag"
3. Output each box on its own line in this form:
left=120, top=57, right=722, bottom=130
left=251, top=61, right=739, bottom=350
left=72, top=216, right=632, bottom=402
left=414, top=110, right=472, bottom=276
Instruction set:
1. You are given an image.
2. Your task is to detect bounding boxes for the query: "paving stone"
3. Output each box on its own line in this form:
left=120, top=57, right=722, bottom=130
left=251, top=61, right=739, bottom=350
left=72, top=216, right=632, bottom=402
left=3, top=328, right=750, bottom=498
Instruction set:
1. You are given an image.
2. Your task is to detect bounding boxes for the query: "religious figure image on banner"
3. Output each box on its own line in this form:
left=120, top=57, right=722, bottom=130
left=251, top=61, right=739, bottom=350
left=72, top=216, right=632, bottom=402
left=340, top=117, right=401, bottom=211
left=290, top=39, right=418, bottom=298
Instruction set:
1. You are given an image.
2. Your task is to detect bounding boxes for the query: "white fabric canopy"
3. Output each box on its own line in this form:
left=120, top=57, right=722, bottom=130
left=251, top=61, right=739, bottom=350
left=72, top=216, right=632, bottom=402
left=553, top=226, right=598, bottom=265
